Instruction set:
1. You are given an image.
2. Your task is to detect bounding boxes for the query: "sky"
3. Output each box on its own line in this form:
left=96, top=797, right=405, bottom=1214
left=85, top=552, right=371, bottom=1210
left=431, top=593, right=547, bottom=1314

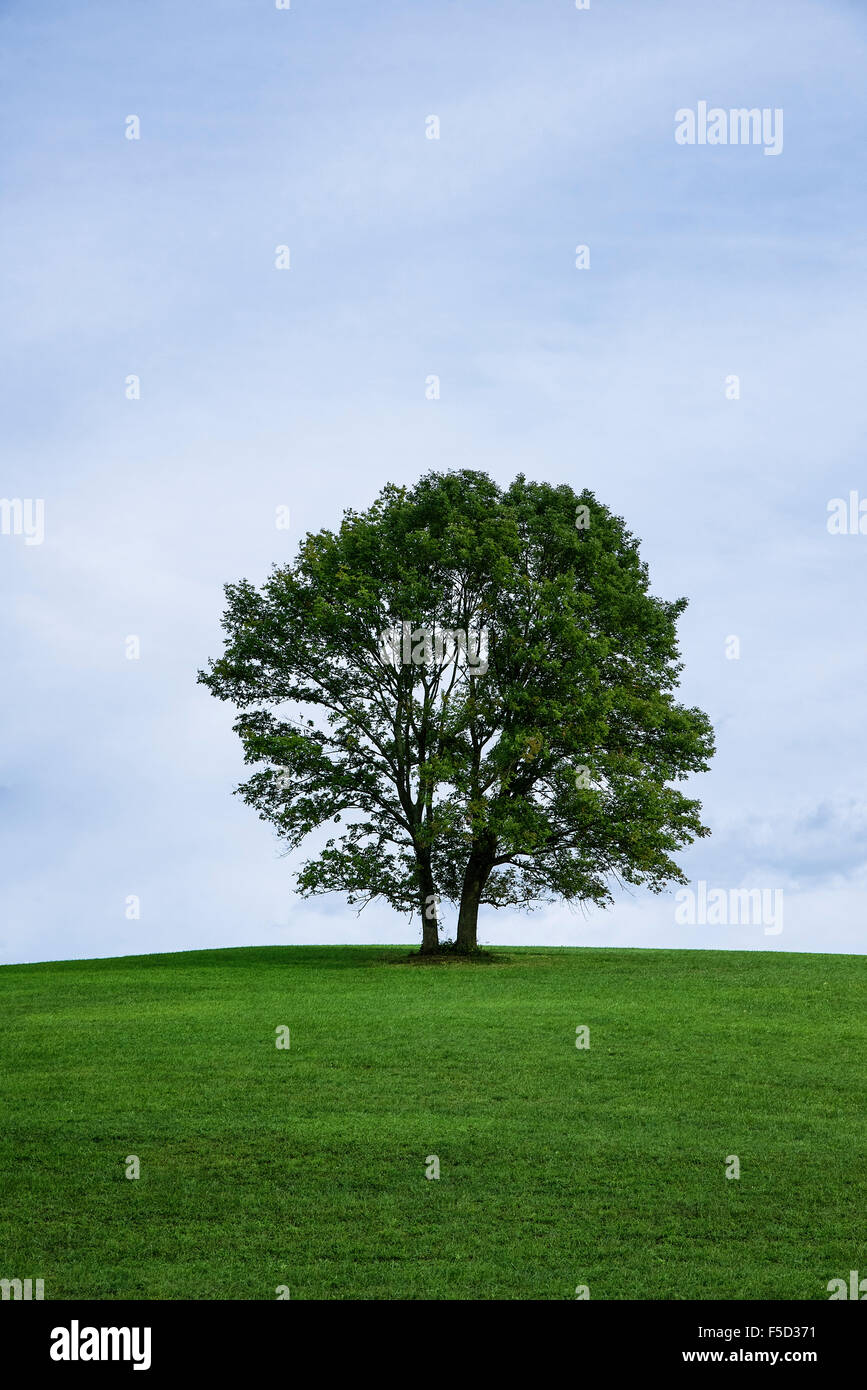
left=1, top=0, right=866, bottom=963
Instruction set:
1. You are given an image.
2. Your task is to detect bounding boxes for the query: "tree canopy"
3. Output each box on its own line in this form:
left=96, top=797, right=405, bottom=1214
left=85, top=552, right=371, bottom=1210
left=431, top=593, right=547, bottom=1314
left=198, top=470, right=714, bottom=952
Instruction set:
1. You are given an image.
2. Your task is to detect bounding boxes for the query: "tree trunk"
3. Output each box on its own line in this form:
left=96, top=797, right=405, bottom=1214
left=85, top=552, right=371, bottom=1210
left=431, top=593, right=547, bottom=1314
left=456, top=853, right=491, bottom=951
left=418, top=857, right=440, bottom=954
left=455, top=887, right=481, bottom=951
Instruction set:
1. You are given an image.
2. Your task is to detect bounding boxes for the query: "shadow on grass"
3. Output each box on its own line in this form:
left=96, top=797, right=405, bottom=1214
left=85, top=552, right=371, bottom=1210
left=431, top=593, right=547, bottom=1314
left=388, top=946, right=509, bottom=966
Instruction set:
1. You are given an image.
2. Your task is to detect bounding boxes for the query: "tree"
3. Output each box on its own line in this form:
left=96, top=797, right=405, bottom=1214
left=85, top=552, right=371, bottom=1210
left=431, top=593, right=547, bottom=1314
left=198, top=470, right=714, bottom=952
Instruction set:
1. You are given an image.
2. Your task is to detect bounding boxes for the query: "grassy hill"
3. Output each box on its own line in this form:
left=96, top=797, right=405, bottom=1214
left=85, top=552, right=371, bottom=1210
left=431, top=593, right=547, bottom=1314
left=0, top=944, right=863, bottom=1300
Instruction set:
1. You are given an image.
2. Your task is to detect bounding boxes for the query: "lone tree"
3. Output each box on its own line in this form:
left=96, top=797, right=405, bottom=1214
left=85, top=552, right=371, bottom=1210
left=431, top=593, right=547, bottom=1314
left=198, top=470, right=714, bottom=953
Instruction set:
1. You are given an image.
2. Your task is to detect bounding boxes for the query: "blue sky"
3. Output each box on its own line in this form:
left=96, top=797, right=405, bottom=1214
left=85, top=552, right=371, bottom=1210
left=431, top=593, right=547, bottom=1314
left=2, top=0, right=866, bottom=962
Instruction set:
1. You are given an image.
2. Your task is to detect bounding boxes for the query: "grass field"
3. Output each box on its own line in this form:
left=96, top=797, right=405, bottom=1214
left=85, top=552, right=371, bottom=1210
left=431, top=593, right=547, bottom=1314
left=0, top=944, right=864, bottom=1300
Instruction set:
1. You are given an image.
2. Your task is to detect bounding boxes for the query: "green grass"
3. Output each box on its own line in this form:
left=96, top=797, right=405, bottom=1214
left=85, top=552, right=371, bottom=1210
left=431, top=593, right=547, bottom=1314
left=0, top=944, right=864, bottom=1300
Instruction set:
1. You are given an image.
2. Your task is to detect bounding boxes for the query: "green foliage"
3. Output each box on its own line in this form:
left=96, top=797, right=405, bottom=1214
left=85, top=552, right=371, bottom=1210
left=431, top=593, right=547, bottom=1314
left=198, top=471, right=714, bottom=946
